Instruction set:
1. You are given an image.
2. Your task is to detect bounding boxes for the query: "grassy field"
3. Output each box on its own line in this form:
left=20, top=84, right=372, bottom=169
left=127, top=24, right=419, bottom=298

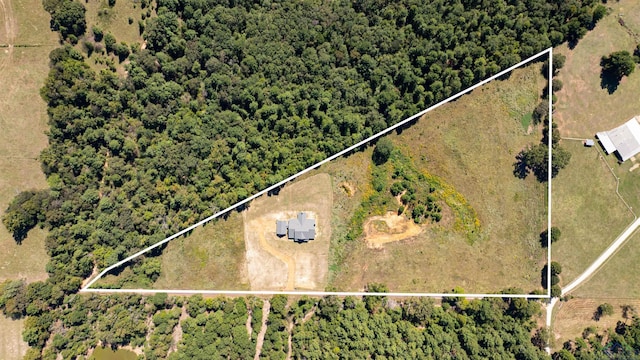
left=551, top=141, right=633, bottom=283
left=570, top=229, right=640, bottom=299
left=84, top=0, right=147, bottom=46
left=327, top=64, right=548, bottom=293
left=0, top=0, right=58, bottom=358
left=550, top=0, right=640, bottom=294
left=552, top=298, right=640, bottom=351
left=153, top=211, right=249, bottom=290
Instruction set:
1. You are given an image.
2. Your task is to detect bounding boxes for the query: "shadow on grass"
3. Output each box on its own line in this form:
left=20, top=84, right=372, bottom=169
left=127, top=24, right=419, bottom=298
left=600, top=69, right=621, bottom=94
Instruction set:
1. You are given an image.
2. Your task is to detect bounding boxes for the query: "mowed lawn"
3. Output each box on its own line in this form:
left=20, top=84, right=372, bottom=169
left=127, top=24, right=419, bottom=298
left=551, top=142, right=633, bottom=284
left=553, top=0, right=640, bottom=139
left=330, top=64, right=548, bottom=293
left=0, top=0, right=58, bottom=359
left=571, top=229, right=640, bottom=299
left=551, top=0, right=640, bottom=295
left=153, top=211, right=249, bottom=290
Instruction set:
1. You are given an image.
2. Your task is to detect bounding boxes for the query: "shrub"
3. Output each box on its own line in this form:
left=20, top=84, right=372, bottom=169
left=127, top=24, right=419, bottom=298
left=92, top=25, right=103, bottom=41
left=104, top=32, right=116, bottom=53
left=552, top=79, right=563, bottom=92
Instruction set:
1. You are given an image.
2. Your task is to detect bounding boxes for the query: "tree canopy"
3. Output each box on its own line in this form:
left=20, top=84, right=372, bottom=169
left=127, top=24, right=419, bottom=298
left=601, top=51, right=636, bottom=80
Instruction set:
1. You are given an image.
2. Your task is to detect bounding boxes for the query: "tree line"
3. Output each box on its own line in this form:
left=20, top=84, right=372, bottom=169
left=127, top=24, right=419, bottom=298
left=0, top=282, right=552, bottom=359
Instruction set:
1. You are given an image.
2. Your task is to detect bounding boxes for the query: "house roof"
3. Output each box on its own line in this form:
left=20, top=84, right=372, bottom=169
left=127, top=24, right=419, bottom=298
left=287, top=212, right=315, bottom=242
left=596, top=132, right=616, bottom=154
left=597, top=117, right=640, bottom=161
left=276, top=220, right=288, bottom=236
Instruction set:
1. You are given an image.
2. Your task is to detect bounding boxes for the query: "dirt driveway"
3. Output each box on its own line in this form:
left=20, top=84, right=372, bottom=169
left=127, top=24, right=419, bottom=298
left=243, top=173, right=332, bottom=291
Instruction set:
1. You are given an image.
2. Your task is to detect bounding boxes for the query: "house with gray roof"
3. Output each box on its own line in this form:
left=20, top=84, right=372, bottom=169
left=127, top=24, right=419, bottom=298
left=275, top=212, right=316, bottom=242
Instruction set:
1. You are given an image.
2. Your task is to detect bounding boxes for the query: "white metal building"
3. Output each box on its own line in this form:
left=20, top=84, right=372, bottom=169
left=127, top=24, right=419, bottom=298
left=596, top=116, right=640, bottom=162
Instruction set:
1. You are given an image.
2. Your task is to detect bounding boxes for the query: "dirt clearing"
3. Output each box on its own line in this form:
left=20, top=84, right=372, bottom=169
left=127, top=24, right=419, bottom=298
left=244, top=173, right=332, bottom=291
left=364, top=212, right=422, bottom=248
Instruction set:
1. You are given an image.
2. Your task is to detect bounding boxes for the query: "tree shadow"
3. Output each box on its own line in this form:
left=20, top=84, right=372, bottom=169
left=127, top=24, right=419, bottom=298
left=540, top=265, right=548, bottom=289
left=12, top=228, right=28, bottom=245
left=568, top=39, right=579, bottom=50
left=540, top=230, right=549, bottom=248
left=600, top=68, right=621, bottom=94
left=512, top=151, right=529, bottom=179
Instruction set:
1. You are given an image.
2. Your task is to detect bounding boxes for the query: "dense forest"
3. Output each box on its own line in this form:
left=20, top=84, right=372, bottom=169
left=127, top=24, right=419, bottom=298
left=0, top=0, right=618, bottom=357
left=0, top=282, right=551, bottom=359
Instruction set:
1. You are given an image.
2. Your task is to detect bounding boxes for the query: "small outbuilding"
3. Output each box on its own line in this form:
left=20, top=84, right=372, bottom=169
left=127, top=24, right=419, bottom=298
left=275, top=212, right=316, bottom=242
left=584, top=139, right=594, bottom=147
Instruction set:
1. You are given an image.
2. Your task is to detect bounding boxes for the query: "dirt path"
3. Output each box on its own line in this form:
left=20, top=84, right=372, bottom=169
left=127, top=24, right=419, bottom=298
left=168, top=307, right=188, bottom=355
left=257, top=229, right=295, bottom=290
left=286, top=321, right=293, bottom=360
left=253, top=299, right=270, bottom=360
left=246, top=309, right=253, bottom=338
left=0, top=0, right=17, bottom=71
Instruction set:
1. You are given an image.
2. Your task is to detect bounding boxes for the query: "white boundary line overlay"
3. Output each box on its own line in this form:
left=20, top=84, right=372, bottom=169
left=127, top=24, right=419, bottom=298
left=547, top=48, right=553, bottom=295
left=82, top=48, right=554, bottom=299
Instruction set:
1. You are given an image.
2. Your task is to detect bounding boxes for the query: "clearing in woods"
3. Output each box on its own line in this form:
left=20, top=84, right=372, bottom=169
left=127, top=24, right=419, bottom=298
left=0, top=0, right=58, bottom=358
left=243, top=173, right=332, bottom=291
left=152, top=211, right=250, bottom=291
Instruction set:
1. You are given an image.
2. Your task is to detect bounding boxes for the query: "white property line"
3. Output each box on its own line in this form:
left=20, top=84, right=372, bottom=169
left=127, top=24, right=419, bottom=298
left=81, top=47, right=553, bottom=298
left=81, top=288, right=551, bottom=299
left=547, top=47, right=553, bottom=296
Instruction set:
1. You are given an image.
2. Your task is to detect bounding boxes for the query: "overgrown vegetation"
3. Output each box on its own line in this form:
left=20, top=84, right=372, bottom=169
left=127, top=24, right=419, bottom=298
left=557, top=309, right=640, bottom=359
left=335, top=142, right=478, bottom=265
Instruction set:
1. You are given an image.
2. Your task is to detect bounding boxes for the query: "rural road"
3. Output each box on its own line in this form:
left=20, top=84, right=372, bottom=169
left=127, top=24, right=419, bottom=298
left=545, top=216, right=640, bottom=352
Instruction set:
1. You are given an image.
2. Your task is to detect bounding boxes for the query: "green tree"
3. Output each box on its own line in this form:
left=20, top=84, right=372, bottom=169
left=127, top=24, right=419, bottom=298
left=2, top=190, right=49, bottom=243
left=595, top=303, right=614, bottom=320
left=601, top=51, right=636, bottom=80
left=103, top=33, right=116, bottom=53
left=372, top=137, right=394, bottom=165
left=48, top=0, right=86, bottom=40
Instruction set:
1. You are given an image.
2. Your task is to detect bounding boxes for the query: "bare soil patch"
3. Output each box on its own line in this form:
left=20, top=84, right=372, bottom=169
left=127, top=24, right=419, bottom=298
left=244, top=173, right=332, bottom=291
left=363, top=212, right=422, bottom=248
